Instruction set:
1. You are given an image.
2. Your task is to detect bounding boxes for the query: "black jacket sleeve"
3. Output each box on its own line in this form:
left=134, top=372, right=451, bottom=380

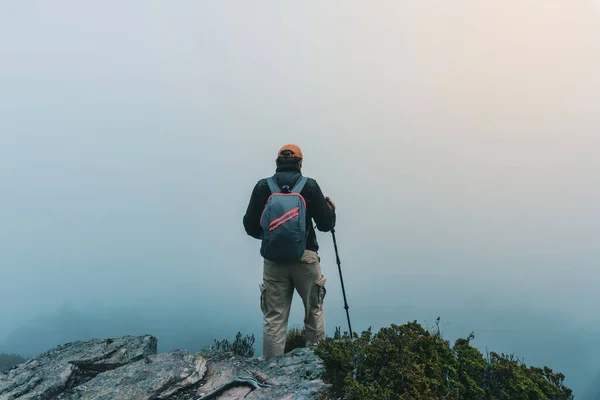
left=307, top=178, right=336, bottom=232
left=243, top=180, right=267, bottom=240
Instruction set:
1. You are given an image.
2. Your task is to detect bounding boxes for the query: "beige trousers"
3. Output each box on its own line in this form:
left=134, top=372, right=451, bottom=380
left=260, top=250, right=327, bottom=360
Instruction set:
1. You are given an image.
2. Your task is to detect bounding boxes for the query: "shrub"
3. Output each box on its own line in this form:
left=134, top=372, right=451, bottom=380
left=315, top=320, right=573, bottom=400
left=213, top=331, right=255, bottom=358
left=285, top=326, right=306, bottom=353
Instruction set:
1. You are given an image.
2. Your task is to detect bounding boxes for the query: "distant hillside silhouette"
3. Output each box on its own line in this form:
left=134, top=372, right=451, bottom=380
left=0, top=353, right=26, bottom=372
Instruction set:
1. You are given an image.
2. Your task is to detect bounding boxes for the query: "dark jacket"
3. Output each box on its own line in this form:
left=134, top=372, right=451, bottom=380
left=243, top=162, right=336, bottom=252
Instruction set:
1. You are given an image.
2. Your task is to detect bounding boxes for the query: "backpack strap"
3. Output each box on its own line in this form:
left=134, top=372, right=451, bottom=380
left=266, top=177, right=280, bottom=194
left=291, top=176, right=308, bottom=194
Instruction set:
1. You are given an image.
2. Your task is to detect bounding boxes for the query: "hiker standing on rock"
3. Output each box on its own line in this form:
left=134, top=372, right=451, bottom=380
left=243, top=144, right=336, bottom=360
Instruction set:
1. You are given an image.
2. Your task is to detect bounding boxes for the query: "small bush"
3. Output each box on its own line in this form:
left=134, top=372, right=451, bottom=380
left=315, top=320, right=573, bottom=400
left=285, top=326, right=306, bottom=353
left=213, top=331, right=255, bottom=358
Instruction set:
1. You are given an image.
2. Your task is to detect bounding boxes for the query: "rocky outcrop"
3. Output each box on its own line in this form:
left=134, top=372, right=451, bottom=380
left=0, top=335, right=331, bottom=400
left=0, top=335, right=157, bottom=400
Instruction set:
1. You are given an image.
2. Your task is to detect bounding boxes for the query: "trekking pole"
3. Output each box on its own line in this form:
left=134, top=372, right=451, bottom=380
left=331, top=228, right=353, bottom=337
left=331, top=227, right=359, bottom=382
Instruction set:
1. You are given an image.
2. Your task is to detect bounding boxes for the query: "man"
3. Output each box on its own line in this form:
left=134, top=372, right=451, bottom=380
left=243, top=144, right=336, bottom=360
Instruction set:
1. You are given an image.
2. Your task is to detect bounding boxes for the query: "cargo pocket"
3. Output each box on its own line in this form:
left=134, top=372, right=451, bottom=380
left=300, top=250, right=319, bottom=264
left=259, top=284, right=267, bottom=315
left=314, top=275, right=327, bottom=307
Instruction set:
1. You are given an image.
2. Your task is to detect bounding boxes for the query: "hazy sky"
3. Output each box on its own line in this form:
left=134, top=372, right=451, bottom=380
left=2, top=1, right=600, bottom=396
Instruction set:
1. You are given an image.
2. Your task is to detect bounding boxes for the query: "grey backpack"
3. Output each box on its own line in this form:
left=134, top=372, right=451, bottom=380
left=260, top=176, right=309, bottom=263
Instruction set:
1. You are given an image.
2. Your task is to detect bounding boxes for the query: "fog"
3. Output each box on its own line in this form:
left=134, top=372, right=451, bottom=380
left=1, top=1, right=599, bottom=397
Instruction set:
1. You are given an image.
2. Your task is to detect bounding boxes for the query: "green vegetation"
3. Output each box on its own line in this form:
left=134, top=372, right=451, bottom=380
left=285, top=326, right=306, bottom=353
left=213, top=331, right=256, bottom=358
left=314, top=319, right=573, bottom=400
left=212, top=327, right=307, bottom=358
left=0, top=353, right=26, bottom=372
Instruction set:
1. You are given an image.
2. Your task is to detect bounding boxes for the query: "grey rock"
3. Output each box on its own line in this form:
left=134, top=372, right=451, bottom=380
left=65, top=350, right=207, bottom=400
left=243, top=348, right=330, bottom=400
left=195, top=347, right=330, bottom=400
left=0, top=336, right=331, bottom=400
left=0, top=335, right=157, bottom=400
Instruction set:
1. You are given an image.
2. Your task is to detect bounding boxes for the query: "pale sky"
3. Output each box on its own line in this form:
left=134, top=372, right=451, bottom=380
left=1, top=1, right=599, bottom=396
